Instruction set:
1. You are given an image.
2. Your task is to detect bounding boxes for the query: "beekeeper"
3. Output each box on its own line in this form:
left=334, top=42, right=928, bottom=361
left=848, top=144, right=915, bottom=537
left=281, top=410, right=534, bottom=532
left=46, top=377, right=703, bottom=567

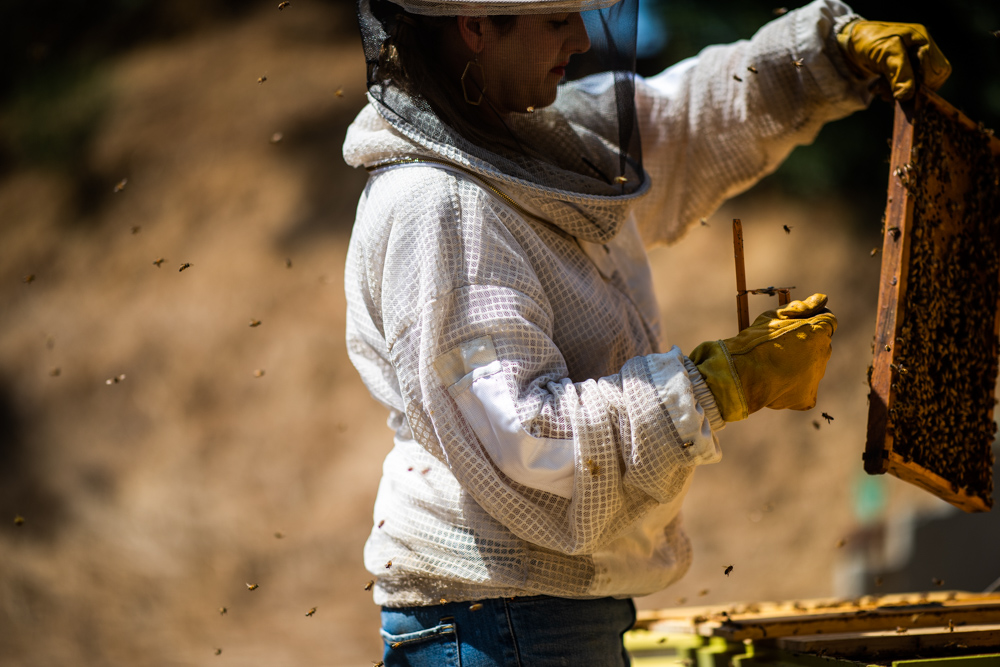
left=342, top=0, right=949, bottom=663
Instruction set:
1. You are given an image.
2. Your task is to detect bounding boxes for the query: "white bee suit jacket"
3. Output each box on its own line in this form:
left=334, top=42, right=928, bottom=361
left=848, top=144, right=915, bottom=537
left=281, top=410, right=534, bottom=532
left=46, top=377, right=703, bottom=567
left=343, top=0, right=869, bottom=607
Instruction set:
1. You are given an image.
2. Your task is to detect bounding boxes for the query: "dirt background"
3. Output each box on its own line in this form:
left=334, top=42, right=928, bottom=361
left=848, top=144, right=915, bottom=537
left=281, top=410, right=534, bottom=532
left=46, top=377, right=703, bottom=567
left=0, top=4, right=990, bottom=665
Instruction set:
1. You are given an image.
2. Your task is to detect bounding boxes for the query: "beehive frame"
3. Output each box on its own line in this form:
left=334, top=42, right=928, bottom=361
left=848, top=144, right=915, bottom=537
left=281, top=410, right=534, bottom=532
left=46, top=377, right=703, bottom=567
left=864, top=89, right=1000, bottom=513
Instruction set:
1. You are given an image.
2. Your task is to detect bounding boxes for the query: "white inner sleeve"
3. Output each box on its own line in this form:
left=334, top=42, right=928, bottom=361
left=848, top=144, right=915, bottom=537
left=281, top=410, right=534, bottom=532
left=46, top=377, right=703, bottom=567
left=440, top=337, right=576, bottom=499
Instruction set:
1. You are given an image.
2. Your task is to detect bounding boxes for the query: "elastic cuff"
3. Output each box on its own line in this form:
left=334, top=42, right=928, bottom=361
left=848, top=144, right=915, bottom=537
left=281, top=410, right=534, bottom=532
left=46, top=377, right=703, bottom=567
left=683, top=357, right=725, bottom=432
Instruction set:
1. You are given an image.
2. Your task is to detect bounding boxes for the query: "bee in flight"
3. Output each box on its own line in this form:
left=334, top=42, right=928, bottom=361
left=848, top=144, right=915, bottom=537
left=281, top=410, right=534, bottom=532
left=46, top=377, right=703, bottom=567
left=364, top=580, right=375, bottom=591
left=278, top=1, right=291, bottom=9
left=179, top=263, right=192, bottom=272
left=219, top=607, right=227, bottom=615
left=153, top=258, right=165, bottom=267
left=724, top=565, right=734, bottom=576
left=247, top=582, right=259, bottom=591
left=249, top=319, right=262, bottom=328
left=306, top=607, right=317, bottom=617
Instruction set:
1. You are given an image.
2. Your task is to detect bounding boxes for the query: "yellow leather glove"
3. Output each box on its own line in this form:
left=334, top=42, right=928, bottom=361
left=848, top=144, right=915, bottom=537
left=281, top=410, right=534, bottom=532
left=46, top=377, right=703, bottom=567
left=688, top=293, right=837, bottom=422
left=837, top=20, right=951, bottom=101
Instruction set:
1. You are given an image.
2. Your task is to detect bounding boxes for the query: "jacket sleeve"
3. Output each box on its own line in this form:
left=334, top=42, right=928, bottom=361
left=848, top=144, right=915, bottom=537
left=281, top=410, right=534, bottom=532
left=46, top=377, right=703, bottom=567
left=632, top=0, right=870, bottom=247
left=372, top=166, right=722, bottom=557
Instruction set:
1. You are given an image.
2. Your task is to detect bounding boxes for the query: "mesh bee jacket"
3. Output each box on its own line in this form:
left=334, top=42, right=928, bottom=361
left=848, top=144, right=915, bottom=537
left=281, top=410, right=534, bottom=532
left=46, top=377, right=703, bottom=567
left=343, top=0, right=870, bottom=607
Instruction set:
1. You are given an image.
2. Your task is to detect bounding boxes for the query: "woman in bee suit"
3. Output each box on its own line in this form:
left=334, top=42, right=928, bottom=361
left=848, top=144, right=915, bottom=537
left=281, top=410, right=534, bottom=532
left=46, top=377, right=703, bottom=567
left=342, top=0, right=949, bottom=663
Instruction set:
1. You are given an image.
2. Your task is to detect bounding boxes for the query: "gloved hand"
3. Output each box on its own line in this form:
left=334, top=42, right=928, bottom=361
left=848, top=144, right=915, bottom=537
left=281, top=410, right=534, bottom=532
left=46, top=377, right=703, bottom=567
left=837, top=20, right=951, bottom=101
left=688, top=293, right=837, bottom=422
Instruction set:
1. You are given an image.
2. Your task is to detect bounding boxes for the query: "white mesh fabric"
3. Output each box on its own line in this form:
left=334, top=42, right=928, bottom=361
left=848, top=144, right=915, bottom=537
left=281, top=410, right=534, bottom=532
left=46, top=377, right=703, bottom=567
left=345, top=0, right=872, bottom=607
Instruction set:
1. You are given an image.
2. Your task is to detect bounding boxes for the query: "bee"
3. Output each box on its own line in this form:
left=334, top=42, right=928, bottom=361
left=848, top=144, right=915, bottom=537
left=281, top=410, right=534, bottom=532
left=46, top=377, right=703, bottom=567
left=783, top=225, right=792, bottom=234
left=105, top=374, right=126, bottom=385
left=885, top=344, right=891, bottom=352
left=114, top=178, right=128, bottom=193
left=219, top=606, right=227, bottom=615
left=439, top=598, right=448, bottom=604
left=793, top=58, right=804, bottom=68
left=179, top=262, right=192, bottom=272
left=932, top=577, right=945, bottom=587
left=948, top=619, right=955, bottom=632
left=874, top=576, right=883, bottom=587
left=733, top=74, right=743, bottom=83
left=724, top=565, right=734, bottom=576
left=421, top=467, right=431, bottom=474
left=14, top=515, right=25, bottom=526
left=215, top=648, right=223, bottom=656
left=335, top=87, right=345, bottom=98
left=377, top=519, right=385, bottom=528
left=812, top=420, right=821, bottom=430
left=991, top=30, right=1000, bottom=38
left=747, top=65, right=758, bottom=74
left=390, top=642, right=402, bottom=649
left=270, top=132, right=284, bottom=144
left=285, top=257, right=293, bottom=268
left=585, top=458, right=600, bottom=475
left=835, top=538, right=847, bottom=548
left=131, top=225, right=141, bottom=234
left=385, top=560, right=393, bottom=569
left=306, top=607, right=317, bottom=617
left=870, top=247, right=879, bottom=257
left=23, top=274, right=35, bottom=284
left=773, top=7, right=788, bottom=16
left=614, top=175, right=627, bottom=184
left=153, top=258, right=166, bottom=267
left=373, top=662, right=385, bottom=667
left=49, top=368, right=61, bottom=377
left=895, top=626, right=907, bottom=634
left=526, top=106, right=535, bottom=113
left=677, top=597, right=687, bottom=605
left=364, top=580, right=375, bottom=591
left=681, top=441, right=694, bottom=449
left=254, top=369, right=266, bottom=378
left=821, top=413, right=834, bottom=424
left=249, top=319, right=262, bottom=328
left=699, top=218, right=709, bottom=227
left=698, top=589, right=709, bottom=596
left=258, top=75, right=268, bottom=84
left=278, top=1, right=291, bottom=9
left=469, top=603, right=483, bottom=612
left=274, top=531, right=284, bottom=538
left=247, top=582, right=259, bottom=591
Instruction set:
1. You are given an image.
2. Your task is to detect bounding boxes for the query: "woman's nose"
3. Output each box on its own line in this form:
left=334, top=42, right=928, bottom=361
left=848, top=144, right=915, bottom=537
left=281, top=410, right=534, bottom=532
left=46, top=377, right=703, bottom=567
left=567, top=13, right=591, bottom=54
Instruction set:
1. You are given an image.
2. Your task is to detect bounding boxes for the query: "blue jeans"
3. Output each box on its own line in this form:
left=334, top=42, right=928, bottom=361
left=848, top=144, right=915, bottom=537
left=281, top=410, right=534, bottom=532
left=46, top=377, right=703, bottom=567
left=380, top=595, right=635, bottom=666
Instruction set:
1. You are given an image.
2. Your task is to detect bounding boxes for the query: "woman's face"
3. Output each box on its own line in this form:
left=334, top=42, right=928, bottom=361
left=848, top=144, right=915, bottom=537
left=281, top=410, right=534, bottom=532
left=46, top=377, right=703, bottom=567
left=463, top=13, right=591, bottom=114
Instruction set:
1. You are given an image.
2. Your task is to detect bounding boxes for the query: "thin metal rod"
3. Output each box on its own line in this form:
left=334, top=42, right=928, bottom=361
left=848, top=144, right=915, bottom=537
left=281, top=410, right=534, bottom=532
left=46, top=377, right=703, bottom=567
left=733, top=219, right=750, bottom=332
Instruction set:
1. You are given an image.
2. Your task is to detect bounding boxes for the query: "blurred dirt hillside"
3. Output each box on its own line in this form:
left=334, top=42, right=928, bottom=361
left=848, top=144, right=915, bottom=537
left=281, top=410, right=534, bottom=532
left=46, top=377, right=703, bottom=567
left=0, top=2, right=995, bottom=666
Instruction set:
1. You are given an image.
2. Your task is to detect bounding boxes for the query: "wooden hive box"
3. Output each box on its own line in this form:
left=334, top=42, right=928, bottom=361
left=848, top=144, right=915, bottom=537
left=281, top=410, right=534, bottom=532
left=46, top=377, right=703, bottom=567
left=865, top=89, right=1000, bottom=512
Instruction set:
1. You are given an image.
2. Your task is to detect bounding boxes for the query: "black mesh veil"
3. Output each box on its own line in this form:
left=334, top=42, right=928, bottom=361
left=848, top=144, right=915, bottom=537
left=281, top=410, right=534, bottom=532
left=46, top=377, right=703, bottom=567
left=357, top=0, right=644, bottom=197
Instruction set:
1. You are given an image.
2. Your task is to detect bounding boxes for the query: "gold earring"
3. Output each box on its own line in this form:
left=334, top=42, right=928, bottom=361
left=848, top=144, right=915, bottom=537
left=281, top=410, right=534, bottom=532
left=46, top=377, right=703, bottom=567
left=461, top=59, right=485, bottom=105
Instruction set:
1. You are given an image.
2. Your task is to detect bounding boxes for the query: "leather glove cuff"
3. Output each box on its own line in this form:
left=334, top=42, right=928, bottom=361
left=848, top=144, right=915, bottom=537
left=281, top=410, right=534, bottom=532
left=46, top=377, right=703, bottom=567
left=688, top=340, right=748, bottom=423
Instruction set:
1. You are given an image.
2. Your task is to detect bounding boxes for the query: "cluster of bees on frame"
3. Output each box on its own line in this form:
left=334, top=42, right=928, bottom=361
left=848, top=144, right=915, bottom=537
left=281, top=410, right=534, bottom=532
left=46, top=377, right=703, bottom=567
left=881, top=98, right=1000, bottom=502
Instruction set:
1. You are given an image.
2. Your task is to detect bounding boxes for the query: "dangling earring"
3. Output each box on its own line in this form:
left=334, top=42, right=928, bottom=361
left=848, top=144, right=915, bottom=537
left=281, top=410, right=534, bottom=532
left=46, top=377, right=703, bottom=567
left=461, top=58, right=486, bottom=105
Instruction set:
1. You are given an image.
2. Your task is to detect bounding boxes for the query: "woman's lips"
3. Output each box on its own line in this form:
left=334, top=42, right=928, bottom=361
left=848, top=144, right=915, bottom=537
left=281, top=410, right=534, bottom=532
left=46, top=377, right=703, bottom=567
left=550, top=64, right=567, bottom=77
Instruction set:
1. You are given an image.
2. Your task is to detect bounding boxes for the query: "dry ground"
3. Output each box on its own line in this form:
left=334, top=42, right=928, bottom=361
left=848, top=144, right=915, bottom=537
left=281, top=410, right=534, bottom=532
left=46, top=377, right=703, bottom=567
left=0, top=4, right=958, bottom=665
